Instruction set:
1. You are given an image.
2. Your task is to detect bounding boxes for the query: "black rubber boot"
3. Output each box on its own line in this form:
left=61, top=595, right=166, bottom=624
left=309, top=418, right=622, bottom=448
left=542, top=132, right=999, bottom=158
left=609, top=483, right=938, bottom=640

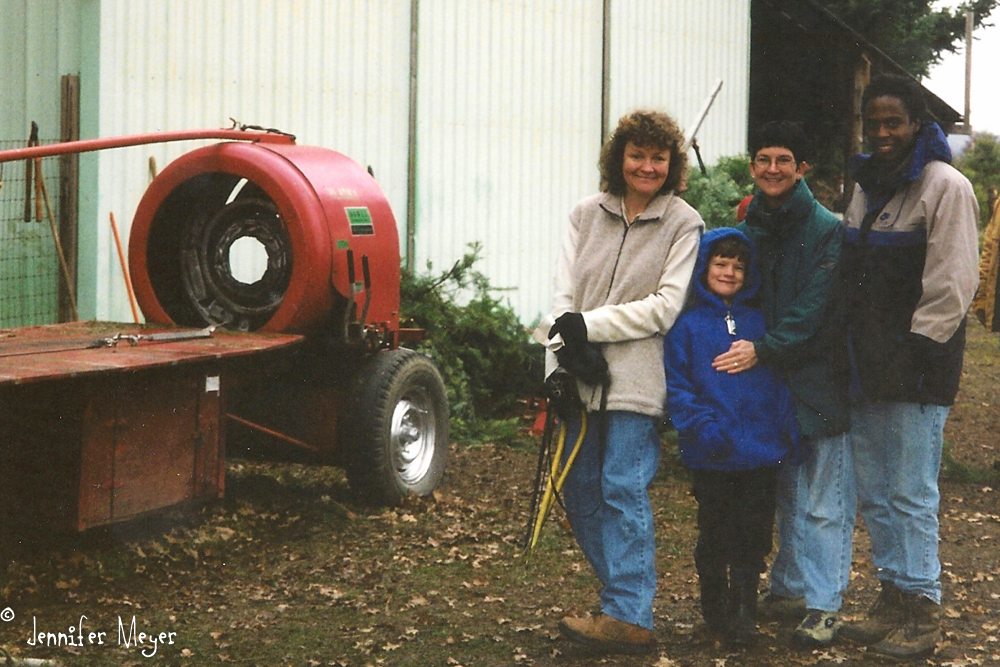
left=728, top=569, right=759, bottom=647
left=699, top=568, right=730, bottom=634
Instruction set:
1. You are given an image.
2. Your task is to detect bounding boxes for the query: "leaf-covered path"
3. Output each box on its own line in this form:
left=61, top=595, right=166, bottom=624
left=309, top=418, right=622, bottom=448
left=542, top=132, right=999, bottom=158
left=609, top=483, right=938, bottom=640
left=1, top=318, right=998, bottom=667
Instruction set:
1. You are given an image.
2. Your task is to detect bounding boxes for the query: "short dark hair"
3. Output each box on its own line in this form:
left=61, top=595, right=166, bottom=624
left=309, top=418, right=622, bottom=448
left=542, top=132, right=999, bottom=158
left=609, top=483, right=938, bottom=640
left=599, top=110, right=688, bottom=196
left=862, top=74, right=927, bottom=123
left=709, top=237, right=750, bottom=266
left=749, top=121, right=810, bottom=163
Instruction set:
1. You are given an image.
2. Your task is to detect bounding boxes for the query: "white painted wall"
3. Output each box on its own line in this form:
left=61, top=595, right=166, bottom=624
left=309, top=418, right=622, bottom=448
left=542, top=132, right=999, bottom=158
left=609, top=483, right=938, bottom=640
left=608, top=0, right=749, bottom=163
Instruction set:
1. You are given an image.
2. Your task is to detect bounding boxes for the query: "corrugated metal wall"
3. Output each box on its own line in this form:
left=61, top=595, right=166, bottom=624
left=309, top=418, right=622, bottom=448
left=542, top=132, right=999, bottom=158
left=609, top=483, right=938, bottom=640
left=0, top=0, right=79, bottom=136
left=5, top=0, right=750, bottom=325
left=415, top=0, right=604, bottom=323
left=83, top=0, right=413, bottom=323
left=414, top=0, right=748, bottom=323
left=608, top=0, right=749, bottom=164
left=0, top=0, right=80, bottom=326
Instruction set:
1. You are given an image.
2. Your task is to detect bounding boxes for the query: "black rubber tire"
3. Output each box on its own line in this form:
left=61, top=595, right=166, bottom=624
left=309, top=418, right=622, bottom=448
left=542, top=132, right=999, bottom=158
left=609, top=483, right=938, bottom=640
left=344, top=348, right=450, bottom=505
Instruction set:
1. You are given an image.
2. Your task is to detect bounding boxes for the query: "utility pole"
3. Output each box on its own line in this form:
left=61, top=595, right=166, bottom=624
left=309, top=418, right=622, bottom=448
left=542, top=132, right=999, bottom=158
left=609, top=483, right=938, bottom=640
left=960, top=10, right=974, bottom=134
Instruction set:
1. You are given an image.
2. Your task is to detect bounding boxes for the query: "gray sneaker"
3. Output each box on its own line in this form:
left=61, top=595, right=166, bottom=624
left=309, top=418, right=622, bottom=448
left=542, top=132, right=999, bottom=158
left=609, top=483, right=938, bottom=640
left=757, top=590, right=807, bottom=621
left=791, top=609, right=840, bottom=648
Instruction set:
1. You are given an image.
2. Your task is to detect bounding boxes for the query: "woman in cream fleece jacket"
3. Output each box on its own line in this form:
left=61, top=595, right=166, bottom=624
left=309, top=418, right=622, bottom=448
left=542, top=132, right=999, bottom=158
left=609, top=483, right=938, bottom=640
left=540, top=110, right=704, bottom=655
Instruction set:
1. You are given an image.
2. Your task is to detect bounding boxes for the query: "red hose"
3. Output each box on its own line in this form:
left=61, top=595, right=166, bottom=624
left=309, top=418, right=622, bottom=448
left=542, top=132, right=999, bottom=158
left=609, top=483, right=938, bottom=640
left=0, top=128, right=294, bottom=164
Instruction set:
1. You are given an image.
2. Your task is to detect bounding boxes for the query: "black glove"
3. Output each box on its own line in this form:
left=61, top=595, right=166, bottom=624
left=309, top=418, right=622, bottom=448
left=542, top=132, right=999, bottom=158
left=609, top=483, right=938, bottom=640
left=550, top=312, right=609, bottom=388
left=555, top=342, right=610, bottom=387
left=548, top=312, right=587, bottom=352
left=542, top=369, right=580, bottom=421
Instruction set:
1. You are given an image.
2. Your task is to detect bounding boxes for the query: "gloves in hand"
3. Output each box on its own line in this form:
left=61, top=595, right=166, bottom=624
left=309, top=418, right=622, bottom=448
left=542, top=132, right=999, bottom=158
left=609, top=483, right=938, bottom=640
left=556, top=342, right=610, bottom=387
left=549, top=311, right=609, bottom=388
left=548, top=312, right=587, bottom=352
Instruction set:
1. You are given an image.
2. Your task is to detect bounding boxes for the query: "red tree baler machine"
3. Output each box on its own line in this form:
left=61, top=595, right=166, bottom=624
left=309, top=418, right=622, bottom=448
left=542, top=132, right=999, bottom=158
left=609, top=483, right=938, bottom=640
left=0, top=129, right=449, bottom=531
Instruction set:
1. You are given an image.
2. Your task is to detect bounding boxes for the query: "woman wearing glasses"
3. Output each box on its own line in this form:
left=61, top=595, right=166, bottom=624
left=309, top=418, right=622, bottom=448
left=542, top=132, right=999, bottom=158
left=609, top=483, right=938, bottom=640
left=712, top=120, right=853, bottom=650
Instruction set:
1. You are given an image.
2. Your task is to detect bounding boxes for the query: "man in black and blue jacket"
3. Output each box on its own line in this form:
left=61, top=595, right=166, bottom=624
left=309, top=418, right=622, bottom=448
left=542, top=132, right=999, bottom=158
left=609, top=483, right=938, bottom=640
left=838, top=74, right=979, bottom=661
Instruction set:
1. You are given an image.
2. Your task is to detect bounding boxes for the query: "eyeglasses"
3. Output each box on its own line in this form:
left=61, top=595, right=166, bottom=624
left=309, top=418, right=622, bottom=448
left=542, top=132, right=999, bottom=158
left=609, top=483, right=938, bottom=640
left=753, top=155, right=797, bottom=168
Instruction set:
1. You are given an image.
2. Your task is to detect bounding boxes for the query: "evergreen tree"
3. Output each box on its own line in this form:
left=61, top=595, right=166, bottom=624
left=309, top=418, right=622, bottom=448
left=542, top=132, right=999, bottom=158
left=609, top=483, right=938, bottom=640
left=815, top=0, right=1000, bottom=77
left=956, top=132, right=1000, bottom=226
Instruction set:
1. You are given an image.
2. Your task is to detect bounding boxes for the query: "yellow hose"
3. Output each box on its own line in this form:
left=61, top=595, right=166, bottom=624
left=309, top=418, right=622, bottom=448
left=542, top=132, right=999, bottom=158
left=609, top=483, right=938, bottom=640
left=528, top=409, right=587, bottom=551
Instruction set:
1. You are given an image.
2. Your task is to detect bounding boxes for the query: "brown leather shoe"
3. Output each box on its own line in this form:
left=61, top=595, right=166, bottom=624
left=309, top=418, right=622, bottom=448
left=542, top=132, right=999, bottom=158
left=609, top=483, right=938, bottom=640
left=840, top=580, right=906, bottom=646
left=559, top=613, right=656, bottom=654
left=869, top=595, right=941, bottom=661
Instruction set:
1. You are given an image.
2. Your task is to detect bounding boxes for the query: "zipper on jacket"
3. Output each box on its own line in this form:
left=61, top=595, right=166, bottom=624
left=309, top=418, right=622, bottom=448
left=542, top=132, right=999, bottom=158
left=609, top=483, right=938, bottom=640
left=726, top=311, right=737, bottom=336
left=603, top=220, right=631, bottom=303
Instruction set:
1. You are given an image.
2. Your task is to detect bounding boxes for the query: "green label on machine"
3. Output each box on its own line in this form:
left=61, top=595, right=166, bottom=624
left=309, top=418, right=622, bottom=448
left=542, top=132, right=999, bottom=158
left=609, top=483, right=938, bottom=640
left=346, top=207, right=374, bottom=235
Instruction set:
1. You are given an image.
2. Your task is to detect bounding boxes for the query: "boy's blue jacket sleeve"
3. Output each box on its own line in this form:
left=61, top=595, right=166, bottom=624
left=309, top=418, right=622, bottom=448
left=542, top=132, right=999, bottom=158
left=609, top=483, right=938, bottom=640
left=664, top=317, right=729, bottom=457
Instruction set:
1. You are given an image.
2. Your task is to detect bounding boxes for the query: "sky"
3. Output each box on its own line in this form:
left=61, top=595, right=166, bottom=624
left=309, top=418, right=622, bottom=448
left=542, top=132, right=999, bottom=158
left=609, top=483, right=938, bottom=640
left=923, top=2, right=1000, bottom=136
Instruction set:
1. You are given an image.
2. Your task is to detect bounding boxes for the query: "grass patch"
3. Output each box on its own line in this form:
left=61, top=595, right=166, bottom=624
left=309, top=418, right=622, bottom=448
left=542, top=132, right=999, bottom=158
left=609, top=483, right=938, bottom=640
left=940, top=440, right=1000, bottom=484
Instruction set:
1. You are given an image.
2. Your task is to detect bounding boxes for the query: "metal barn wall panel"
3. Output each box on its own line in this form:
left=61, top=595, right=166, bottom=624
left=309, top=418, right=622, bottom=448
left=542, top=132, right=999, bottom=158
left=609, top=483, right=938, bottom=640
left=0, top=0, right=80, bottom=140
left=82, top=0, right=412, bottom=323
left=0, top=0, right=80, bottom=326
left=12, top=0, right=751, bottom=325
left=415, top=0, right=605, bottom=324
left=0, top=1, right=31, bottom=138
left=608, top=0, right=750, bottom=164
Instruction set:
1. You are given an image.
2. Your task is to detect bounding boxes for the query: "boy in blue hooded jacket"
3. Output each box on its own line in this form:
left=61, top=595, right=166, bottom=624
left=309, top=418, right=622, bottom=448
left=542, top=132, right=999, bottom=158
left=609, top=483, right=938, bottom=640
left=665, top=227, right=798, bottom=644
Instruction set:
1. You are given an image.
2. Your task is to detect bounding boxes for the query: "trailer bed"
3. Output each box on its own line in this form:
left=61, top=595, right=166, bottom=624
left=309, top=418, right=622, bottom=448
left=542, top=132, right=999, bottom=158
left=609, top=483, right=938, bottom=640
left=0, top=322, right=303, bottom=531
left=0, top=321, right=302, bottom=384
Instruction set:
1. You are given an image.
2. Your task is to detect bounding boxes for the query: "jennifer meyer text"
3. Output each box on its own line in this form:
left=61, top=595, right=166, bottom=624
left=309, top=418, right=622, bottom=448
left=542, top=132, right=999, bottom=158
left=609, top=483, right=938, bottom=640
left=24, top=612, right=178, bottom=658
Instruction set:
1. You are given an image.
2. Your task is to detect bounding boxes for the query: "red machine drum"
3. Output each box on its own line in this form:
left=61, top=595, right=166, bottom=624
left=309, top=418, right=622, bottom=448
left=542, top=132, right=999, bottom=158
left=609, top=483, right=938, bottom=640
left=129, top=141, right=401, bottom=335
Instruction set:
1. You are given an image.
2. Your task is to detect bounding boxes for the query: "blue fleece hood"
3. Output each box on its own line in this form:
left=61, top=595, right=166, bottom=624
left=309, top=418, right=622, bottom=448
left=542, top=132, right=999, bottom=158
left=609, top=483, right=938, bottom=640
left=692, top=227, right=760, bottom=310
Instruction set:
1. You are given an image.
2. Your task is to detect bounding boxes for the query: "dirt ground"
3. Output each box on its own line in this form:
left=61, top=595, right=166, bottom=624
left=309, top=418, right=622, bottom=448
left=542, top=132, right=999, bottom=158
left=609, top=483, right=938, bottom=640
left=1, top=316, right=998, bottom=667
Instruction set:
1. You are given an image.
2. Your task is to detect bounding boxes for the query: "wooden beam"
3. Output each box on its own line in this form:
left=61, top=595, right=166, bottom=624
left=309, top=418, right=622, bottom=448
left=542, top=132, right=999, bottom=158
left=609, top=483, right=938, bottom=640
left=59, top=74, right=80, bottom=323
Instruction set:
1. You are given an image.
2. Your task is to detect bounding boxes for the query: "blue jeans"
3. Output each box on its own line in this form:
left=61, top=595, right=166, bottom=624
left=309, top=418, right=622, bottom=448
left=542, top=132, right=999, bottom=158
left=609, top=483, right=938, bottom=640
left=851, top=402, right=947, bottom=603
left=769, top=433, right=856, bottom=612
left=561, top=411, right=661, bottom=630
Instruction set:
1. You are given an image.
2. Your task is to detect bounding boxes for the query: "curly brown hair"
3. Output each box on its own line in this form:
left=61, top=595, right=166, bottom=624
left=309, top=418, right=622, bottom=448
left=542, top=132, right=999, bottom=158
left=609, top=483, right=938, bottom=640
left=599, top=110, right=687, bottom=196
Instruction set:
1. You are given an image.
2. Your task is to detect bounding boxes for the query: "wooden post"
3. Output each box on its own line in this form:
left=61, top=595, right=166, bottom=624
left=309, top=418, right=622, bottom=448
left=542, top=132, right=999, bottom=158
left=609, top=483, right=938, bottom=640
left=59, top=74, right=81, bottom=323
left=843, top=55, right=870, bottom=214
left=964, top=10, right=973, bottom=133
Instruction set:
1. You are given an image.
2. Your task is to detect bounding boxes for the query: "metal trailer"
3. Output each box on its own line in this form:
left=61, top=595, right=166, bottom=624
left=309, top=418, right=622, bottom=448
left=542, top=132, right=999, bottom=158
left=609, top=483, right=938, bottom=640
left=0, top=129, right=449, bottom=532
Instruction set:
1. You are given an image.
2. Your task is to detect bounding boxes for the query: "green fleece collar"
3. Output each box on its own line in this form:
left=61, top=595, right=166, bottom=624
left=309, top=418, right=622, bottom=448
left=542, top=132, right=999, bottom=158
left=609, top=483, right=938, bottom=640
left=745, top=179, right=816, bottom=239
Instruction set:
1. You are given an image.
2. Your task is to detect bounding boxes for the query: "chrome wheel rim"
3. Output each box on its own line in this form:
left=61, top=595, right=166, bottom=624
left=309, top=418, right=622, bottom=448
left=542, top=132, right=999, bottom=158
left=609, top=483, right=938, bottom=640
left=390, top=387, right=437, bottom=486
